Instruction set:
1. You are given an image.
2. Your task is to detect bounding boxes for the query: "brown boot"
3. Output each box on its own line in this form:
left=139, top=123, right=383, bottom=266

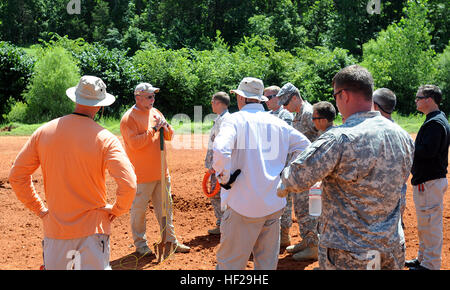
left=280, top=227, right=291, bottom=247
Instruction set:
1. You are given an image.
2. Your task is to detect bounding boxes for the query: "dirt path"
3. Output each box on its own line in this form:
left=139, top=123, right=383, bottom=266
left=0, top=135, right=448, bottom=270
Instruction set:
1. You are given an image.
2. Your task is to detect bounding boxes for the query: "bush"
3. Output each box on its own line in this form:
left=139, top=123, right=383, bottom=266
left=133, top=44, right=199, bottom=117
left=41, top=35, right=141, bottom=118
left=72, top=43, right=141, bottom=117
left=0, top=42, right=35, bottom=121
left=286, top=46, right=357, bottom=104
left=434, top=42, right=450, bottom=113
left=21, top=46, right=80, bottom=123
left=6, top=101, right=28, bottom=123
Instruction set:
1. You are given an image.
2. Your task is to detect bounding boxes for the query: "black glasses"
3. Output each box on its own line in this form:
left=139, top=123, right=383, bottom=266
left=415, top=96, right=429, bottom=101
left=333, top=88, right=348, bottom=100
left=265, top=94, right=277, bottom=100
left=312, top=117, right=326, bottom=120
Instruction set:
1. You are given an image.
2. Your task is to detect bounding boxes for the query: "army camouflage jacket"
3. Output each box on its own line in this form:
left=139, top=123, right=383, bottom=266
left=269, top=106, right=294, bottom=126
left=279, top=111, right=414, bottom=253
left=292, top=100, right=320, bottom=142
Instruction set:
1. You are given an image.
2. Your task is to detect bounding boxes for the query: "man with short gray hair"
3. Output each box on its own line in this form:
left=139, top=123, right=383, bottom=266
left=276, top=82, right=320, bottom=262
left=120, top=82, right=190, bottom=257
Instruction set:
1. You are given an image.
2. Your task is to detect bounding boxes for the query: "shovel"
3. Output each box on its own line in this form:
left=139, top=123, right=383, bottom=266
left=154, top=127, right=175, bottom=263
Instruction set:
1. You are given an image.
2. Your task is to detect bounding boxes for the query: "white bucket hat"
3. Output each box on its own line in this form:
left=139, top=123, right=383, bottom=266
left=66, top=76, right=115, bottom=107
left=134, top=82, right=160, bottom=95
left=230, top=77, right=268, bottom=102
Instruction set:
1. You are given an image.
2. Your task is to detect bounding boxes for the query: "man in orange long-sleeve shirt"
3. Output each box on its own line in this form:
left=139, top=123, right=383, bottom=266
left=9, top=76, right=137, bottom=270
left=120, top=83, right=190, bottom=256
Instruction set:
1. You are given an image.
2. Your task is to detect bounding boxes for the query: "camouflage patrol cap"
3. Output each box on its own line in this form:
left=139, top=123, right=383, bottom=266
left=276, top=82, right=300, bottom=106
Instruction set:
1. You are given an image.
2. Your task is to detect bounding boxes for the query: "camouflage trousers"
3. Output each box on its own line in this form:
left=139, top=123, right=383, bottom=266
left=210, top=174, right=222, bottom=226
left=280, top=191, right=318, bottom=246
left=318, top=244, right=406, bottom=270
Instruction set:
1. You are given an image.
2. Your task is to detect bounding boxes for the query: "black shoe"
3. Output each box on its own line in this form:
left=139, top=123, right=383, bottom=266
left=409, top=264, right=430, bottom=271
left=405, top=258, right=420, bottom=268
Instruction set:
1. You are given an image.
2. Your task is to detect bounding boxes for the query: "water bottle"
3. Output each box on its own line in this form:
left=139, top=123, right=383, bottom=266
left=309, top=182, right=322, bottom=216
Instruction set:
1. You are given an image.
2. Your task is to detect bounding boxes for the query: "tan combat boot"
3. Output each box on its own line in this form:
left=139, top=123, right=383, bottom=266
left=280, top=227, right=291, bottom=247
left=286, top=239, right=308, bottom=254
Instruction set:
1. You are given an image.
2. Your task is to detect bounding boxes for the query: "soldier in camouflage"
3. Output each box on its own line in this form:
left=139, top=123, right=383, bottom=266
left=276, top=82, right=320, bottom=262
left=263, top=85, right=294, bottom=247
left=277, top=65, right=414, bottom=270
left=204, top=92, right=230, bottom=235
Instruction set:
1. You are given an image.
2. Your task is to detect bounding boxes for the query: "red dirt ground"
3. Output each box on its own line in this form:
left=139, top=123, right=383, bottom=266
left=0, top=134, right=448, bottom=270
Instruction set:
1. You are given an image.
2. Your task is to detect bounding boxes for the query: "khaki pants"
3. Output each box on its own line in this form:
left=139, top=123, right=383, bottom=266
left=130, top=178, right=177, bottom=249
left=216, top=207, right=283, bottom=270
left=413, top=178, right=448, bottom=270
left=43, top=234, right=111, bottom=270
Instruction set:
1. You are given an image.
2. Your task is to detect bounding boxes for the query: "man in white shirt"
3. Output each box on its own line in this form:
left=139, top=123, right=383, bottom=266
left=212, top=77, right=311, bottom=270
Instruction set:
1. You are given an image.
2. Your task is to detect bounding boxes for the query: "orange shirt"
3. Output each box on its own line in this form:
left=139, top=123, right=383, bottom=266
left=8, top=114, right=137, bottom=239
left=120, top=106, right=174, bottom=183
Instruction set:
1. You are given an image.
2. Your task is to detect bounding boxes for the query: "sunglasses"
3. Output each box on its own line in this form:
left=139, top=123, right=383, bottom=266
left=312, top=117, right=326, bottom=120
left=333, top=88, right=349, bottom=100
left=415, top=96, right=429, bottom=101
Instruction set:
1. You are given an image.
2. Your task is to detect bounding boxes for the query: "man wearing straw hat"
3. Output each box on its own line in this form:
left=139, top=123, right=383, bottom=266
left=120, top=82, right=190, bottom=257
left=212, top=77, right=310, bottom=270
left=9, top=75, right=137, bottom=270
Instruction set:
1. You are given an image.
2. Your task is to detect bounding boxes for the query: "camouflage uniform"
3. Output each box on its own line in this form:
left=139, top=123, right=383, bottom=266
left=279, top=111, right=414, bottom=269
left=290, top=100, right=320, bottom=247
left=205, top=110, right=229, bottom=226
left=268, top=107, right=295, bottom=229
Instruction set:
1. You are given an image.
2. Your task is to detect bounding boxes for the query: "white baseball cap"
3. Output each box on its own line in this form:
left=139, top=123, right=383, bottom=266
left=134, top=82, right=160, bottom=95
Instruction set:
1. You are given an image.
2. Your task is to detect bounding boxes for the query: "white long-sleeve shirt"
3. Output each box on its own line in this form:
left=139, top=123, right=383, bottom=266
left=213, top=103, right=311, bottom=218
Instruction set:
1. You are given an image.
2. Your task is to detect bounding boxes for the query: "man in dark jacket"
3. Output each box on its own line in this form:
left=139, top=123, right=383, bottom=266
left=406, top=85, right=450, bottom=270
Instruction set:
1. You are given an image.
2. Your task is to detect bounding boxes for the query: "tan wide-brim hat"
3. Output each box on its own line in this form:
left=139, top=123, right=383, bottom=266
left=66, top=75, right=116, bottom=107
left=230, top=77, right=268, bottom=102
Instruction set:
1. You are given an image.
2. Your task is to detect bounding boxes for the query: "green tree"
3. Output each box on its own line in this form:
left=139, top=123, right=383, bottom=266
left=361, top=0, right=436, bottom=114
left=0, top=42, right=35, bottom=121
left=22, top=46, right=80, bottom=123
left=434, top=42, right=450, bottom=113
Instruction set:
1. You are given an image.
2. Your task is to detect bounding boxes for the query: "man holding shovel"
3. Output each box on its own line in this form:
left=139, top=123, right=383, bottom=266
left=120, top=83, right=190, bottom=258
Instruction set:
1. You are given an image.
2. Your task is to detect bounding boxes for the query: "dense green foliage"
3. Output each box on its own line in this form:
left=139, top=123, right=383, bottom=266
left=0, top=0, right=448, bottom=123
left=8, top=46, right=80, bottom=123
left=361, top=0, right=437, bottom=114
left=0, top=42, right=35, bottom=121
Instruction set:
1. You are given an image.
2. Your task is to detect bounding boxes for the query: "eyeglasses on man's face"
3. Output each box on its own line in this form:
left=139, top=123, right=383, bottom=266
left=312, top=116, right=326, bottom=120
left=139, top=93, right=155, bottom=100
left=333, top=88, right=349, bottom=100
left=415, top=95, right=429, bottom=101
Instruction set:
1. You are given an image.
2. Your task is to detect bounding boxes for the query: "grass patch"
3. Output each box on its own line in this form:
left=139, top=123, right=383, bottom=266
left=0, top=122, right=45, bottom=136
left=0, top=112, right=440, bottom=137
left=392, top=112, right=426, bottom=133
